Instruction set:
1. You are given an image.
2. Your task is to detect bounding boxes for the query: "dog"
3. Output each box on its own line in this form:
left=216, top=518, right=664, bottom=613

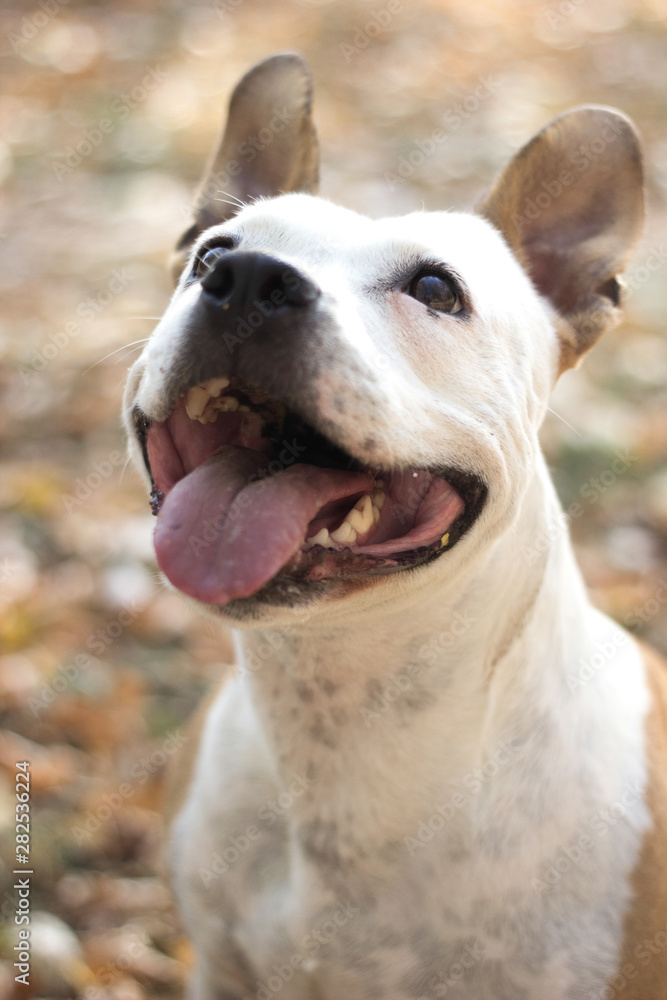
left=123, top=52, right=667, bottom=1000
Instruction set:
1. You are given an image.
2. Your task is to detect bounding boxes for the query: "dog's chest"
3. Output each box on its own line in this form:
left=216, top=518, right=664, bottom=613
left=175, top=779, right=638, bottom=999
left=171, top=651, right=650, bottom=1000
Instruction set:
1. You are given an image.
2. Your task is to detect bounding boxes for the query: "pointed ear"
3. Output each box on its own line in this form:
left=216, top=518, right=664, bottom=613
left=478, top=106, right=644, bottom=373
left=170, top=52, right=319, bottom=281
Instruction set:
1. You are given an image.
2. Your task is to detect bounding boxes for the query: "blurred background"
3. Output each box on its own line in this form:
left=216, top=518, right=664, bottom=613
left=0, top=0, right=666, bottom=996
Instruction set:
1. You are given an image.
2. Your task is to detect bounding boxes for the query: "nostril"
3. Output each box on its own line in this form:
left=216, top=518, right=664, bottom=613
left=257, top=272, right=286, bottom=303
left=259, top=266, right=320, bottom=307
left=201, top=262, right=235, bottom=302
left=199, top=252, right=320, bottom=313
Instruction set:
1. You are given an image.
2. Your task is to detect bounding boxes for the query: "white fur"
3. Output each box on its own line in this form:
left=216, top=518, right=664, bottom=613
left=125, top=193, right=651, bottom=999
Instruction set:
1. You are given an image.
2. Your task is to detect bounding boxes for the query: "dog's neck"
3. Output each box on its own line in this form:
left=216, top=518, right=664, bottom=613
left=232, top=455, right=594, bottom=866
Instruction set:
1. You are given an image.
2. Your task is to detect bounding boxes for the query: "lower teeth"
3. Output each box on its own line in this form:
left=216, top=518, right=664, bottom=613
left=306, top=528, right=336, bottom=549
left=306, top=489, right=385, bottom=550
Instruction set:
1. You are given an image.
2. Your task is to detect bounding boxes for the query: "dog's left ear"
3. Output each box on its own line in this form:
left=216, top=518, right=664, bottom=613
left=478, top=106, right=644, bottom=373
left=171, top=52, right=319, bottom=281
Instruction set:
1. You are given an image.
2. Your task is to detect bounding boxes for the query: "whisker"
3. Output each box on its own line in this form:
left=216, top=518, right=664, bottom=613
left=82, top=339, right=150, bottom=374
left=214, top=189, right=247, bottom=211
left=221, top=189, right=247, bottom=207
left=113, top=371, right=132, bottom=396
left=545, top=407, right=583, bottom=439
left=119, top=455, right=133, bottom=484
left=213, top=199, right=245, bottom=212
left=119, top=316, right=163, bottom=322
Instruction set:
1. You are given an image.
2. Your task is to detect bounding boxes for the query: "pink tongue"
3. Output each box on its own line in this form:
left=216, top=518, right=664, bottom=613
left=154, top=446, right=374, bottom=605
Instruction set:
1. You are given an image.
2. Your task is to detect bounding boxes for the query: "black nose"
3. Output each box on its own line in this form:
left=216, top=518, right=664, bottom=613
left=200, top=251, right=320, bottom=316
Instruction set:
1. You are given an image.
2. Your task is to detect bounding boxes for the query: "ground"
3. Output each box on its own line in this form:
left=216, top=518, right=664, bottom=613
left=0, top=0, right=666, bottom=997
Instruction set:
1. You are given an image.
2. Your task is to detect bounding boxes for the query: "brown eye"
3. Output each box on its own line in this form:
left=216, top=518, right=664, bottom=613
left=195, top=245, right=231, bottom=278
left=409, top=273, right=462, bottom=314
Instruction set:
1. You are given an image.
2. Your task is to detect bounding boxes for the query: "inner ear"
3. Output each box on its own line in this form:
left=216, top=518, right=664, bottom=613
left=478, top=106, right=644, bottom=373
left=171, top=52, right=319, bottom=283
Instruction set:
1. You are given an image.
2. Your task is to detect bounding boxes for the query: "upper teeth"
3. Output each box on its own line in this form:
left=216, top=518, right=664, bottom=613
left=184, top=378, right=232, bottom=423
left=338, top=493, right=374, bottom=537
left=203, top=377, right=231, bottom=396
left=307, top=489, right=385, bottom=549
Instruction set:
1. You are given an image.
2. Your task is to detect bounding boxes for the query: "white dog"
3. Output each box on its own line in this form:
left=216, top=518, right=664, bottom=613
left=124, top=53, right=667, bottom=1000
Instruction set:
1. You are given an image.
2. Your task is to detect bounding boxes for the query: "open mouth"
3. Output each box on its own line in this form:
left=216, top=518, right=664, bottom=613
left=134, top=378, right=486, bottom=606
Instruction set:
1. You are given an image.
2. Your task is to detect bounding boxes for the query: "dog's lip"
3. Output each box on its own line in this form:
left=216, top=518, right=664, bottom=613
left=131, top=380, right=487, bottom=600
left=133, top=401, right=487, bottom=540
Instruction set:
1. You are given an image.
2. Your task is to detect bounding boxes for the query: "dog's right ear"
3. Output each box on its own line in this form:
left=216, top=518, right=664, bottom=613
left=170, top=53, right=319, bottom=282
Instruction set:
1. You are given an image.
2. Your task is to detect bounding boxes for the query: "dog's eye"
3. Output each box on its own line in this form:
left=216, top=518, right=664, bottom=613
left=195, top=245, right=231, bottom=278
left=409, top=273, right=462, bottom=314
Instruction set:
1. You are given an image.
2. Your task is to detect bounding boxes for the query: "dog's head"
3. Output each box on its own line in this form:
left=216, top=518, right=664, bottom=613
left=124, top=53, right=644, bottom=625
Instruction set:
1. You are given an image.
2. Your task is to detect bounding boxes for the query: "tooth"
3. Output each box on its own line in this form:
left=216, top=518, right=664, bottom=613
left=360, top=493, right=374, bottom=515
left=201, top=377, right=230, bottom=397
left=330, top=520, right=357, bottom=545
left=348, top=494, right=374, bottom=534
left=306, top=528, right=335, bottom=548
left=185, top=385, right=210, bottom=419
left=371, top=489, right=385, bottom=524
left=192, top=393, right=241, bottom=425
left=328, top=489, right=388, bottom=546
